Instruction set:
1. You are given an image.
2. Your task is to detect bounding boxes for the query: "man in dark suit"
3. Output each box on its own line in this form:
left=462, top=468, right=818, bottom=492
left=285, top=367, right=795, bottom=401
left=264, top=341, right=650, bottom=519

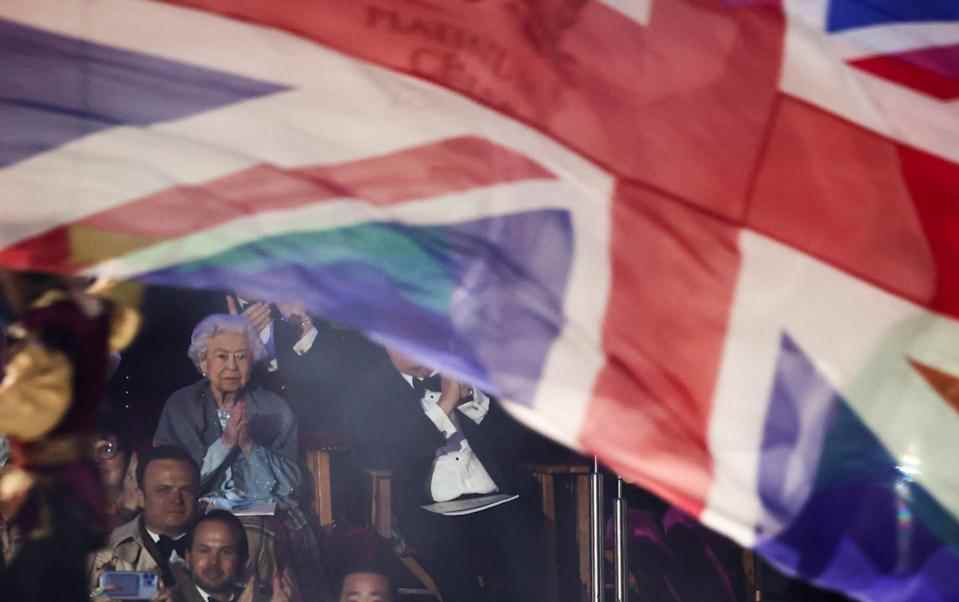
left=347, top=346, right=548, bottom=602
left=225, top=296, right=352, bottom=437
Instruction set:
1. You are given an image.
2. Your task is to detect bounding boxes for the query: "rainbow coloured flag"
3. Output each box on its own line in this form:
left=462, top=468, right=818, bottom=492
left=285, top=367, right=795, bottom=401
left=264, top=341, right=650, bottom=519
left=2, top=1, right=959, bottom=599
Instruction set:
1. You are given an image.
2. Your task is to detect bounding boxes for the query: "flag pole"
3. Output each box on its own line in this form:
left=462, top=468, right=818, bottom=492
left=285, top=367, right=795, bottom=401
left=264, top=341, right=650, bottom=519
left=590, top=456, right=605, bottom=602
left=613, top=475, right=629, bottom=602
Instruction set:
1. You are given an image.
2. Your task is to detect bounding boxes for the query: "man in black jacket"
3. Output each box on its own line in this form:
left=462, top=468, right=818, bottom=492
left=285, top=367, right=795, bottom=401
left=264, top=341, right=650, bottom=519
left=347, top=346, right=548, bottom=602
left=225, top=296, right=349, bottom=435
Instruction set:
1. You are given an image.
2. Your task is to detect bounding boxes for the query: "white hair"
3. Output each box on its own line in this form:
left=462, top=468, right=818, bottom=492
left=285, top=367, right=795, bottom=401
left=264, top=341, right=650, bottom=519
left=187, top=314, right=268, bottom=373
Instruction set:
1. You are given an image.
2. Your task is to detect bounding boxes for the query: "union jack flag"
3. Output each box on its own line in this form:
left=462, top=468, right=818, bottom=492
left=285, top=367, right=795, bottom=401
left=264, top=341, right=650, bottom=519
left=1, top=1, right=958, bottom=599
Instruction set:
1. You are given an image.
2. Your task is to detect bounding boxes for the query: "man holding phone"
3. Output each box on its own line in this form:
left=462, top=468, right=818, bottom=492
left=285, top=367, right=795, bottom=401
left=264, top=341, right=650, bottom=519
left=89, top=446, right=200, bottom=598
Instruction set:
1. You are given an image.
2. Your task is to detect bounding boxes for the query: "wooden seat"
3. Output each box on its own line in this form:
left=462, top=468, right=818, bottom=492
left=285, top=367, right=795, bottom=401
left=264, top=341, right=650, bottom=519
left=526, top=463, right=592, bottom=602
left=300, top=432, right=350, bottom=527
left=365, top=468, right=443, bottom=601
left=367, top=463, right=598, bottom=601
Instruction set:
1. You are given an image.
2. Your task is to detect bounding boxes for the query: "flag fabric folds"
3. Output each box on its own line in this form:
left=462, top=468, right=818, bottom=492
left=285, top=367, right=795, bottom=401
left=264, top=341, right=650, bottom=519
left=1, top=1, right=958, bottom=599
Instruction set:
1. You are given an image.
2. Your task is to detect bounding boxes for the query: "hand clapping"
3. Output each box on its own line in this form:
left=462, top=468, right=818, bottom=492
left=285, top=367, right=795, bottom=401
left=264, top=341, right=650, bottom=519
left=437, top=376, right=474, bottom=416
left=221, top=400, right=250, bottom=452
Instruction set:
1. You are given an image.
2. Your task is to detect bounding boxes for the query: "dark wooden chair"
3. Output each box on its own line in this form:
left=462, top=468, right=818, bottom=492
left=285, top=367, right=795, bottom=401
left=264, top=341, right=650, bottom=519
left=366, top=468, right=443, bottom=601
left=526, top=463, right=593, bottom=602
left=300, top=431, right=350, bottom=527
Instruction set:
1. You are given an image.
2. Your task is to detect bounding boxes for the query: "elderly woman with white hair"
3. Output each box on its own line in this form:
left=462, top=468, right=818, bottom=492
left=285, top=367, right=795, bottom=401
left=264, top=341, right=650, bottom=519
left=154, top=313, right=324, bottom=599
left=154, top=313, right=300, bottom=505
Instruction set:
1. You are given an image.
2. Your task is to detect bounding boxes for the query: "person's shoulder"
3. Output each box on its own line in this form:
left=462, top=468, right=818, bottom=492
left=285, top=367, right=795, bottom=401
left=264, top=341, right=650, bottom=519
left=251, top=386, right=294, bottom=414
left=107, top=516, right=142, bottom=548
left=91, top=517, right=156, bottom=574
left=163, top=380, right=206, bottom=408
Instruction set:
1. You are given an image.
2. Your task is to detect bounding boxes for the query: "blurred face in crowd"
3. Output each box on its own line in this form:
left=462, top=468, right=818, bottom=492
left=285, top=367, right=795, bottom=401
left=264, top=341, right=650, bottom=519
left=202, top=331, right=252, bottom=395
left=139, top=459, right=197, bottom=536
left=339, top=572, right=393, bottom=602
left=386, top=348, right=432, bottom=379
left=186, top=519, right=243, bottom=595
left=94, top=434, right=128, bottom=489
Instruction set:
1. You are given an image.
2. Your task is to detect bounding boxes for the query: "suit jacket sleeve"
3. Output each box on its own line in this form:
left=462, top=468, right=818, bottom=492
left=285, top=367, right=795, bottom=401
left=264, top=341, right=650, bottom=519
left=348, top=367, right=445, bottom=474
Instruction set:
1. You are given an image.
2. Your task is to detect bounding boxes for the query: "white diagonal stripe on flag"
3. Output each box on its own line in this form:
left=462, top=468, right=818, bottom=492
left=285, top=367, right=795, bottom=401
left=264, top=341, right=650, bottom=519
left=829, top=22, right=959, bottom=61
left=0, top=0, right=612, bottom=249
left=779, top=0, right=959, bottom=164
left=599, top=0, right=652, bottom=26
left=704, top=231, right=959, bottom=546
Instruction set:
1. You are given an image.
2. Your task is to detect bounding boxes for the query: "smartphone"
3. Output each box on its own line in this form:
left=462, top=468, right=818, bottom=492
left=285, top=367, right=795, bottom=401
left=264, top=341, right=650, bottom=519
left=97, top=571, right=160, bottom=599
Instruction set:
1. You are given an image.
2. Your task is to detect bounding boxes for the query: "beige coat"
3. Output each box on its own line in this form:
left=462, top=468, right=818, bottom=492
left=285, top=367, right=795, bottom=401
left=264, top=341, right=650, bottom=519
left=88, top=515, right=274, bottom=602
left=87, top=516, right=175, bottom=599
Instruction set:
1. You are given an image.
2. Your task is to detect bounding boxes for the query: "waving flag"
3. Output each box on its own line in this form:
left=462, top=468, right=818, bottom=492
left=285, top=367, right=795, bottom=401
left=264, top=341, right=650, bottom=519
left=2, top=1, right=958, bottom=599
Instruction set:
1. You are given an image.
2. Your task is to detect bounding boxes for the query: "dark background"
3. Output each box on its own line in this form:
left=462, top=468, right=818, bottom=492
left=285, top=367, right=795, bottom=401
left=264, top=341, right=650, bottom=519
left=106, top=284, right=225, bottom=447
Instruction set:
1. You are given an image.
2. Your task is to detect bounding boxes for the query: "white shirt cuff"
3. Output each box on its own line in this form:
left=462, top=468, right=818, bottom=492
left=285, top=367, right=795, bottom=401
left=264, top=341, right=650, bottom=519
left=292, top=326, right=318, bottom=355
left=457, top=390, right=490, bottom=424
left=422, top=398, right=458, bottom=438
left=259, top=321, right=273, bottom=344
